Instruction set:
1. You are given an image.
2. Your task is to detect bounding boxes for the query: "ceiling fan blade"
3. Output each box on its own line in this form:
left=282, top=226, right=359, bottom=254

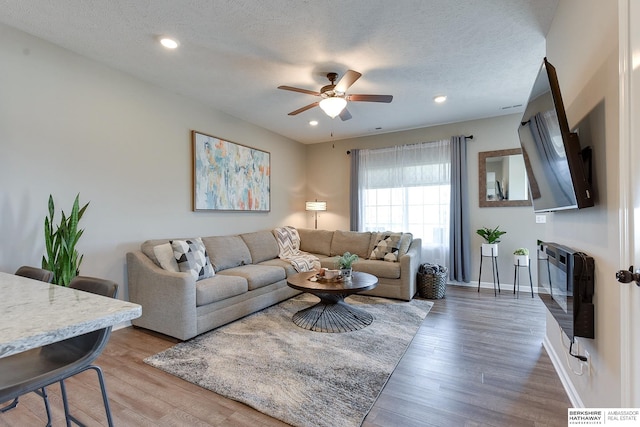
left=339, top=108, right=352, bottom=121
left=288, top=102, right=319, bottom=116
left=334, top=70, right=362, bottom=93
left=278, top=85, right=321, bottom=96
left=347, top=94, right=393, bottom=103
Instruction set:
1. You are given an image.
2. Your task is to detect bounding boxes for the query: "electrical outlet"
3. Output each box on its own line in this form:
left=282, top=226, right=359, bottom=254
left=536, top=215, right=547, bottom=224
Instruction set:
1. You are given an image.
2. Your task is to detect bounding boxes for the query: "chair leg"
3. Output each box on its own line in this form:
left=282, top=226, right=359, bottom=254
left=2, top=390, right=52, bottom=427
left=91, top=365, right=114, bottom=427
left=34, top=387, right=53, bottom=427
left=59, top=366, right=114, bottom=427
left=0, top=397, right=19, bottom=413
left=59, top=379, right=73, bottom=427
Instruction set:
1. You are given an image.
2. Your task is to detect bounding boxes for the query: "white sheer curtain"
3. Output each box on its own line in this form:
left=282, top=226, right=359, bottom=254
left=357, top=140, right=450, bottom=267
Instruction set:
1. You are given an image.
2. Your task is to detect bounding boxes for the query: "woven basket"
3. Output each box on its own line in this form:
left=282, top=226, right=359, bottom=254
left=417, top=270, right=447, bottom=299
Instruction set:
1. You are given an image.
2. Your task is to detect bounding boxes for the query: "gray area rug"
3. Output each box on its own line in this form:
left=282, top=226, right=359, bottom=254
left=144, top=294, right=433, bottom=427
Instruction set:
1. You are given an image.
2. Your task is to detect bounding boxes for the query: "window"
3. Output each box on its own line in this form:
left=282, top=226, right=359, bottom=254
left=356, top=140, right=450, bottom=266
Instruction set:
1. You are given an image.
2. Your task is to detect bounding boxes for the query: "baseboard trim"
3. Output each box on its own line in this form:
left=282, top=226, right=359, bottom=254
left=543, top=335, right=584, bottom=408
left=448, top=280, right=539, bottom=294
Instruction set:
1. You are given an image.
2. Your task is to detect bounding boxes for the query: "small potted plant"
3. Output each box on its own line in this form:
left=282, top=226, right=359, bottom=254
left=336, top=252, right=358, bottom=279
left=476, top=226, right=506, bottom=257
left=513, top=248, right=530, bottom=266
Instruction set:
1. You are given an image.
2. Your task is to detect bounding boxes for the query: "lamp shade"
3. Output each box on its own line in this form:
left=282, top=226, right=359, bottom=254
left=305, top=201, right=327, bottom=211
left=319, top=97, right=347, bottom=118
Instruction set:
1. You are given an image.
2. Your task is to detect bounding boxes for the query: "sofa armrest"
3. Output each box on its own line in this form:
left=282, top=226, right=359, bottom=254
left=398, top=238, right=422, bottom=300
left=126, top=251, right=197, bottom=340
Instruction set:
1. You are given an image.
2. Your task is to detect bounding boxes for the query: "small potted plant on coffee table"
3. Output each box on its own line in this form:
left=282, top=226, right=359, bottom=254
left=476, top=226, right=506, bottom=257
left=336, top=252, right=358, bottom=279
left=513, top=248, right=530, bottom=266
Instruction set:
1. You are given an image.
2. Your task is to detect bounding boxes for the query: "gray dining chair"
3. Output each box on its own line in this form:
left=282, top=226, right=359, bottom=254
left=14, top=266, right=54, bottom=283
left=0, top=266, right=56, bottom=415
left=0, top=276, right=118, bottom=427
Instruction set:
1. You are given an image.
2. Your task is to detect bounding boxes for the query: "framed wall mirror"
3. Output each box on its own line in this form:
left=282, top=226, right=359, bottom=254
left=479, top=148, right=532, bottom=207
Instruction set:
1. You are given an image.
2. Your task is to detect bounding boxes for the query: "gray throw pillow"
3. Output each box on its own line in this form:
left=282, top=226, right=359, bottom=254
left=171, top=237, right=215, bottom=280
left=369, top=232, right=403, bottom=262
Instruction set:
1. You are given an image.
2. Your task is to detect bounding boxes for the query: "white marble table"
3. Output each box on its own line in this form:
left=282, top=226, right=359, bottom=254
left=0, top=272, right=141, bottom=358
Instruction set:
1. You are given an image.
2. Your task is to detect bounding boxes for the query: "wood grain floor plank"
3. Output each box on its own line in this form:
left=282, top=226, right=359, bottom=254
left=0, top=285, right=570, bottom=426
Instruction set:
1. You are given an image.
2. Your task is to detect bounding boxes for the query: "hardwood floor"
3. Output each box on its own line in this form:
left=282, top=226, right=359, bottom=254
left=0, top=285, right=570, bottom=427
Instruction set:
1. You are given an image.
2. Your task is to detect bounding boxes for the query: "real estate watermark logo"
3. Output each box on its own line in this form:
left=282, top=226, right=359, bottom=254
left=568, top=409, right=640, bottom=425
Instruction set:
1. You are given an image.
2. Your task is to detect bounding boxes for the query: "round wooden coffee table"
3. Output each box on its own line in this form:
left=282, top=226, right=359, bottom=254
left=286, top=271, right=378, bottom=333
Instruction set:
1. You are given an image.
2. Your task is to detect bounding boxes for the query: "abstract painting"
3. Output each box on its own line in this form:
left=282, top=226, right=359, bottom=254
left=192, top=131, right=270, bottom=211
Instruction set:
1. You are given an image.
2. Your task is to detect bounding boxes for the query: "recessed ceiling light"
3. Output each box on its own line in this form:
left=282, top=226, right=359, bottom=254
left=434, top=95, right=447, bottom=103
left=159, top=37, right=179, bottom=49
left=309, top=120, right=318, bottom=126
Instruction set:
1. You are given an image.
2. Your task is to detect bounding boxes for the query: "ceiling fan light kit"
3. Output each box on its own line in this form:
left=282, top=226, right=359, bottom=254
left=319, top=97, right=347, bottom=118
left=278, top=70, right=393, bottom=121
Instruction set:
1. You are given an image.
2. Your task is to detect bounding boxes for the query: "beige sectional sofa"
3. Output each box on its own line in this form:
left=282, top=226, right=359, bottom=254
left=297, top=229, right=421, bottom=301
left=126, top=228, right=422, bottom=340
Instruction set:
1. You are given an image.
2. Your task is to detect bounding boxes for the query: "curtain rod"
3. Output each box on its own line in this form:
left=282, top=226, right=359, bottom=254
left=346, top=135, right=473, bottom=155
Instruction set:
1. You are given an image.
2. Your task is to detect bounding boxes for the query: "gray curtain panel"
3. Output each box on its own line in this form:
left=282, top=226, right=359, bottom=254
left=449, top=135, right=471, bottom=282
left=349, top=149, right=360, bottom=231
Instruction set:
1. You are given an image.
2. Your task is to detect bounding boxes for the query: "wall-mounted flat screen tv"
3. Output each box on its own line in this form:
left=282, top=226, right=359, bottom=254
left=518, top=58, right=594, bottom=213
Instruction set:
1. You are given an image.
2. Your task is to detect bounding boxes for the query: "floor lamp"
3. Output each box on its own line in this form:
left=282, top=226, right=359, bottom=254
left=305, top=200, right=327, bottom=229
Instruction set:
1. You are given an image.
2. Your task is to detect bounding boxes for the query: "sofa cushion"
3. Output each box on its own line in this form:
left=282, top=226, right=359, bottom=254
left=153, top=242, right=179, bottom=272
left=202, top=235, right=252, bottom=271
left=318, top=256, right=340, bottom=270
left=241, top=230, right=279, bottom=263
left=369, top=232, right=403, bottom=262
left=196, top=275, right=248, bottom=306
left=330, top=230, right=372, bottom=259
left=298, top=228, right=333, bottom=255
left=171, top=238, right=215, bottom=280
left=218, top=265, right=286, bottom=291
left=353, top=259, right=401, bottom=279
left=258, top=258, right=298, bottom=276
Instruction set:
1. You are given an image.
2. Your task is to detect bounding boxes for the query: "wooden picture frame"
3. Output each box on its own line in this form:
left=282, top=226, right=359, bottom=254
left=478, top=148, right=532, bottom=207
left=192, top=131, right=270, bottom=211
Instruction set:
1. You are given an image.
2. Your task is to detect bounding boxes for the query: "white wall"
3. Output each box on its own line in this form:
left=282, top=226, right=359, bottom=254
left=305, top=114, right=544, bottom=286
left=0, top=23, right=308, bottom=298
left=543, top=0, right=619, bottom=407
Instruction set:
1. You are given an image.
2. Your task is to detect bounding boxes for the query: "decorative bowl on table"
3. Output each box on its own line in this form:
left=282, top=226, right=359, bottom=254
left=313, top=269, right=343, bottom=282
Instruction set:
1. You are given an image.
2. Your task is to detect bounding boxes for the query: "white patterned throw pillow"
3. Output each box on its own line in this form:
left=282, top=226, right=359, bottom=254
left=369, top=232, right=403, bottom=262
left=171, top=237, right=215, bottom=280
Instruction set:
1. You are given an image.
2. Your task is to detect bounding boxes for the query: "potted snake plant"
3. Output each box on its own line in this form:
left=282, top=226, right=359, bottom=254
left=42, top=194, right=90, bottom=286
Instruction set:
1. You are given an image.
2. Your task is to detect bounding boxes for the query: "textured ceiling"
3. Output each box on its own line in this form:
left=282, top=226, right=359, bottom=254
left=0, top=0, right=558, bottom=144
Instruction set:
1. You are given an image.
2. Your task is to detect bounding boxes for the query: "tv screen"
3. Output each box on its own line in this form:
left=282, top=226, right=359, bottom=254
left=518, top=58, right=594, bottom=212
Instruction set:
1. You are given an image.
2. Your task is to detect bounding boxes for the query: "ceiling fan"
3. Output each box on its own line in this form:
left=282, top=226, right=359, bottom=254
left=278, top=70, right=393, bottom=120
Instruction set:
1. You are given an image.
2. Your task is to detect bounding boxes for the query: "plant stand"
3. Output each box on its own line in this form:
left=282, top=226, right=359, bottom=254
left=477, top=246, right=500, bottom=296
left=513, top=258, right=534, bottom=298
